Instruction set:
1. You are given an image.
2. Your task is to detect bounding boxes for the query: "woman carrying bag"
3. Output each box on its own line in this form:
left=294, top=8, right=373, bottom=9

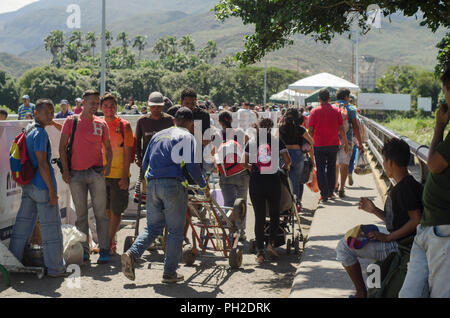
left=245, top=118, right=291, bottom=264
left=279, top=108, right=315, bottom=206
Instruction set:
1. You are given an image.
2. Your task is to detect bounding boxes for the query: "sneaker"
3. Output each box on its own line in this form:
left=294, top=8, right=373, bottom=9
left=338, top=190, right=345, bottom=198
left=329, top=194, right=337, bottom=200
left=121, top=252, right=136, bottom=281
left=97, top=249, right=110, bottom=264
left=348, top=174, right=354, bottom=186
left=319, top=196, right=328, bottom=203
left=47, top=271, right=70, bottom=278
left=162, top=272, right=184, bottom=284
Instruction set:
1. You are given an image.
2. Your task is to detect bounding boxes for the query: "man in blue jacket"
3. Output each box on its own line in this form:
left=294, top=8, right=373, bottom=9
left=121, top=107, right=209, bottom=284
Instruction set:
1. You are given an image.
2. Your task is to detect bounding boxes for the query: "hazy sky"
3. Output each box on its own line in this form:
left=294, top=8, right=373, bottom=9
left=0, top=0, right=39, bottom=14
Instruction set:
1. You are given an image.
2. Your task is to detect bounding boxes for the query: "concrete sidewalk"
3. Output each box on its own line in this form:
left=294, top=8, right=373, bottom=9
left=290, top=172, right=386, bottom=298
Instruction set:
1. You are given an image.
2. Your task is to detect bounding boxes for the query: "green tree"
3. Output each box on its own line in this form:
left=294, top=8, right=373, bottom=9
left=117, top=31, right=129, bottom=52
left=0, top=70, right=19, bottom=111
left=166, top=36, right=178, bottom=56
left=86, top=32, right=97, bottom=59
left=44, top=30, right=64, bottom=67
left=180, top=35, right=195, bottom=55
left=435, top=32, right=450, bottom=77
left=133, top=35, right=147, bottom=61
left=153, top=37, right=169, bottom=59
left=64, top=42, right=79, bottom=63
left=214, top=0, right=450, bottom=65
left=105, top=30, right=113, bottom=49
left=199, top=40, right=218, bottom=63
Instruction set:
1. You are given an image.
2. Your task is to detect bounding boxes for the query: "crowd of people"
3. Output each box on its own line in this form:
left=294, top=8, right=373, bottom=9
left=4, top=66, right=450, bottom=296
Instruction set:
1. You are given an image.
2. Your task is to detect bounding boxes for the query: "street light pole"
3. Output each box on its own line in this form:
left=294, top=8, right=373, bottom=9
left=100, top=0, right=106, bottom=95
left=263, top=60, right=267, bottom=107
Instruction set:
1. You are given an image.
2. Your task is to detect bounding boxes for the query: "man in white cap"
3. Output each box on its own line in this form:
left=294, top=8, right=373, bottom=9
left=18, top=95, right=36, bottom=120
left=56, top=100, right=74, bottom=119
left=73, top=97, right=83, bottom=115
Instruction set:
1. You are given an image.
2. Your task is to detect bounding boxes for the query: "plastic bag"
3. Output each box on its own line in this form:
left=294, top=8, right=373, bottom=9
left=62, top=224, right=87, bottom=265
left=306, top=169, right=319, bottom=193
left=300, top=155, right=313, bottom=184
left=354, top=153, right=372, bottom=175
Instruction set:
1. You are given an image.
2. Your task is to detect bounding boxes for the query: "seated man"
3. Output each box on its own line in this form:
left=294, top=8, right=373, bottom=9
left=336, top=138, right=423, bottom=298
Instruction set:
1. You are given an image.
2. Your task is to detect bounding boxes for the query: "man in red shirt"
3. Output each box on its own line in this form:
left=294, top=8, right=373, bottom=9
left=308, top=89, right=348, bottom=202
left=59, top=89, right=113, bottom=264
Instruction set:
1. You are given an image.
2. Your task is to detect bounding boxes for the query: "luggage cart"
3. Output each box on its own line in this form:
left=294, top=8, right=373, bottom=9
left=183, top=184, right=245, bottom=269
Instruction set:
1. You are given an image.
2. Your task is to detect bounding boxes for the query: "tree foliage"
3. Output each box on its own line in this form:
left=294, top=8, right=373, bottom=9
left=435, top=32, right=450, bottom=77
left=0, top=71, right=19, bottom=111
left=214, top=0, right=450, bottom=65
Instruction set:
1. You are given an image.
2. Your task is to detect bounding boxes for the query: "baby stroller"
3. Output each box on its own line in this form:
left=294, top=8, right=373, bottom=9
left=249, top=169, right=304, bottom=255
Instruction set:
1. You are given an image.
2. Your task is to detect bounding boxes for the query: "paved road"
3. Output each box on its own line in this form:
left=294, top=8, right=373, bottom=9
left=0, top=175, right=320, bottom=298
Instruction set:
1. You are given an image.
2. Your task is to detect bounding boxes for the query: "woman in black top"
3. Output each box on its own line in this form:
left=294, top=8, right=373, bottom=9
left=245, top=118, right=291, bottom=263
left=279, top=108, right=315, bottom=205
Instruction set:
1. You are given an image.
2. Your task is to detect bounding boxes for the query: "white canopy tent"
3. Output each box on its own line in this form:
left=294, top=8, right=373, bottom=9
left=269, top=89, right=308, bottom=106
left=288, top=72, right=359, bottom=93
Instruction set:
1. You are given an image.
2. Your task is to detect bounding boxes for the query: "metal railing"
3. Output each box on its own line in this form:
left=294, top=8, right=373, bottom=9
left=360, top=115, right=430, bottom=187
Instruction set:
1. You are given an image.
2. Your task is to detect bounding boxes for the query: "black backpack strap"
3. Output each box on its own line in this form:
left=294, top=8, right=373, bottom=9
left=69, top=115, right=78, bottom=149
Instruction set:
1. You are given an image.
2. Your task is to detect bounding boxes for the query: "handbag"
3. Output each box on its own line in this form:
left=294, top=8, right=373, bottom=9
left=300, top=154, right=313, bottom=184
left=354, top=153, right=371, bottom=175
left=300, top=138, right=311, bottom=153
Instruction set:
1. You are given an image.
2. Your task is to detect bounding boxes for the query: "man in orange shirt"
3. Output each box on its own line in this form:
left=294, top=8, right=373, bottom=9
left=101, top=93, right=135, bottom=255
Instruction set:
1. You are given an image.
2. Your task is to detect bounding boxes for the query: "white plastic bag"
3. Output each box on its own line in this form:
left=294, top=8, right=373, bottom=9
left=354, top=153, right=372, bottom=175
left=62, top=225, right=87, bottom=265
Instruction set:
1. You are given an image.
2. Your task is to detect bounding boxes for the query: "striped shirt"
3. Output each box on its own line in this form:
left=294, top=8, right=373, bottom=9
left=18, top=103, right=36, bottom=120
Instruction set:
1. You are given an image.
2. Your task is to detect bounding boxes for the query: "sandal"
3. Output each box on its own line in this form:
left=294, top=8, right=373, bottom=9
left=255, top=252, right=265, bottom=264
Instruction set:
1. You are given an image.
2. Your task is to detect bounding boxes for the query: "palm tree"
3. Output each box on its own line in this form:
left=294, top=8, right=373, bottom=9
left=44, top=30, right=64, bottom=66
left=166, top=36, right=178, bottom=56
left=153, top=37, right=169, bottom=60
left=105, top=30, right=113, bottom=49
left=68, top=30, right=83, bottom=61
left=85, top=31, right=97, bottom=58
left=180, top=35, right=195, bottom=55
left=65, top=42, right=79, bottom=63
left=117, top=31, right=129, bottom=52
left=199, top=40, right=219, bottom=63
left=132, top=35, right=147, bottom=61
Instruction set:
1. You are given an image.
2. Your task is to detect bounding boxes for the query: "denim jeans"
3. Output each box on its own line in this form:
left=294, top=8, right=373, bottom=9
left=128, top=178, right=188, bottom=274
left=287, top=149, right=305, bottom=202
left=314, top=146, right=339, bottom=199
left=219, top=170, right=250, bottom=231
left=336, top=237, right=398, bottom=267
left=69, top=168, right=109, bottom=253
left=9, top=184, right=65, bottom=275
left=399, top=224, right=450, bottom=298
left=348, top=145, right=359, bottom=175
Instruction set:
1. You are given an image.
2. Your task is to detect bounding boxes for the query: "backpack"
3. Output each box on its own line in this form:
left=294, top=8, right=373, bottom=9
left=119, top=119, right=137, bottom=163
left=255, top=135, right=273, bottom=173
left=9, top=124, right=43, bottom=185
left=214, top=129, right=245, bottom=177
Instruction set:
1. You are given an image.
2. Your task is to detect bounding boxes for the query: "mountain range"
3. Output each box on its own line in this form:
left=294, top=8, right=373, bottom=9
left=0, top=0, right=447, bottom=79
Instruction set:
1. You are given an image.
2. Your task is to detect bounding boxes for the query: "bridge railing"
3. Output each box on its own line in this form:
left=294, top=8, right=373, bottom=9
left=360, top=115, right=430, bottom=187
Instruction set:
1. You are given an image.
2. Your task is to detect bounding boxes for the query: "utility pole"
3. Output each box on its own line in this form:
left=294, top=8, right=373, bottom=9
left=100, top=0, right=106, bottom=95
left=263, top=60, right=267, bottom=107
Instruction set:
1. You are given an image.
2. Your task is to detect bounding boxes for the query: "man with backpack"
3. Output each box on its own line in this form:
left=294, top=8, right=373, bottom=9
left=9, top=98, right=67, bottom=277
left=59, top=89, right=112, bottom=264
left=335, top=88, right=364, bottom=198
left=101, top=93, right=135, bottom=255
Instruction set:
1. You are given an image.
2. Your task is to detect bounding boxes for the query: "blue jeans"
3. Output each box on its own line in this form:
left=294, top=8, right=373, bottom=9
left=287, top=149, right=304, bottom=202
left=128, top=178, right=188, bottom=274
left=314, top=146, right=339, bottom=199
left=69, top=168, right=109, bottom=253
left=399, top=224, right=450, bottom=298
left=348, top=145, right=359, bottom=175
left=9, top=184, right=65, bottom=275
left=219, top=170, right=250, bottom=231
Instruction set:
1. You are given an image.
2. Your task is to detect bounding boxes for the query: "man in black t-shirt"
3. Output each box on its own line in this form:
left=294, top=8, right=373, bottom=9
left=335, top=138, right=423, bottom=298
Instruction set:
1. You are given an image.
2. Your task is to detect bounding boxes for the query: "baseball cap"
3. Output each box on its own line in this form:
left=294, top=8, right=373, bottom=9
left=345, top=224, right=379, bottom=249
left=174, top=107, right=193, bottom=120
left=148, top=91, right=164, bottom=106
left=22, top=95, right=30, bottom=100
left=75, top=98, right=82, bottom=103
left=60, top=99, right=69, bottom=105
